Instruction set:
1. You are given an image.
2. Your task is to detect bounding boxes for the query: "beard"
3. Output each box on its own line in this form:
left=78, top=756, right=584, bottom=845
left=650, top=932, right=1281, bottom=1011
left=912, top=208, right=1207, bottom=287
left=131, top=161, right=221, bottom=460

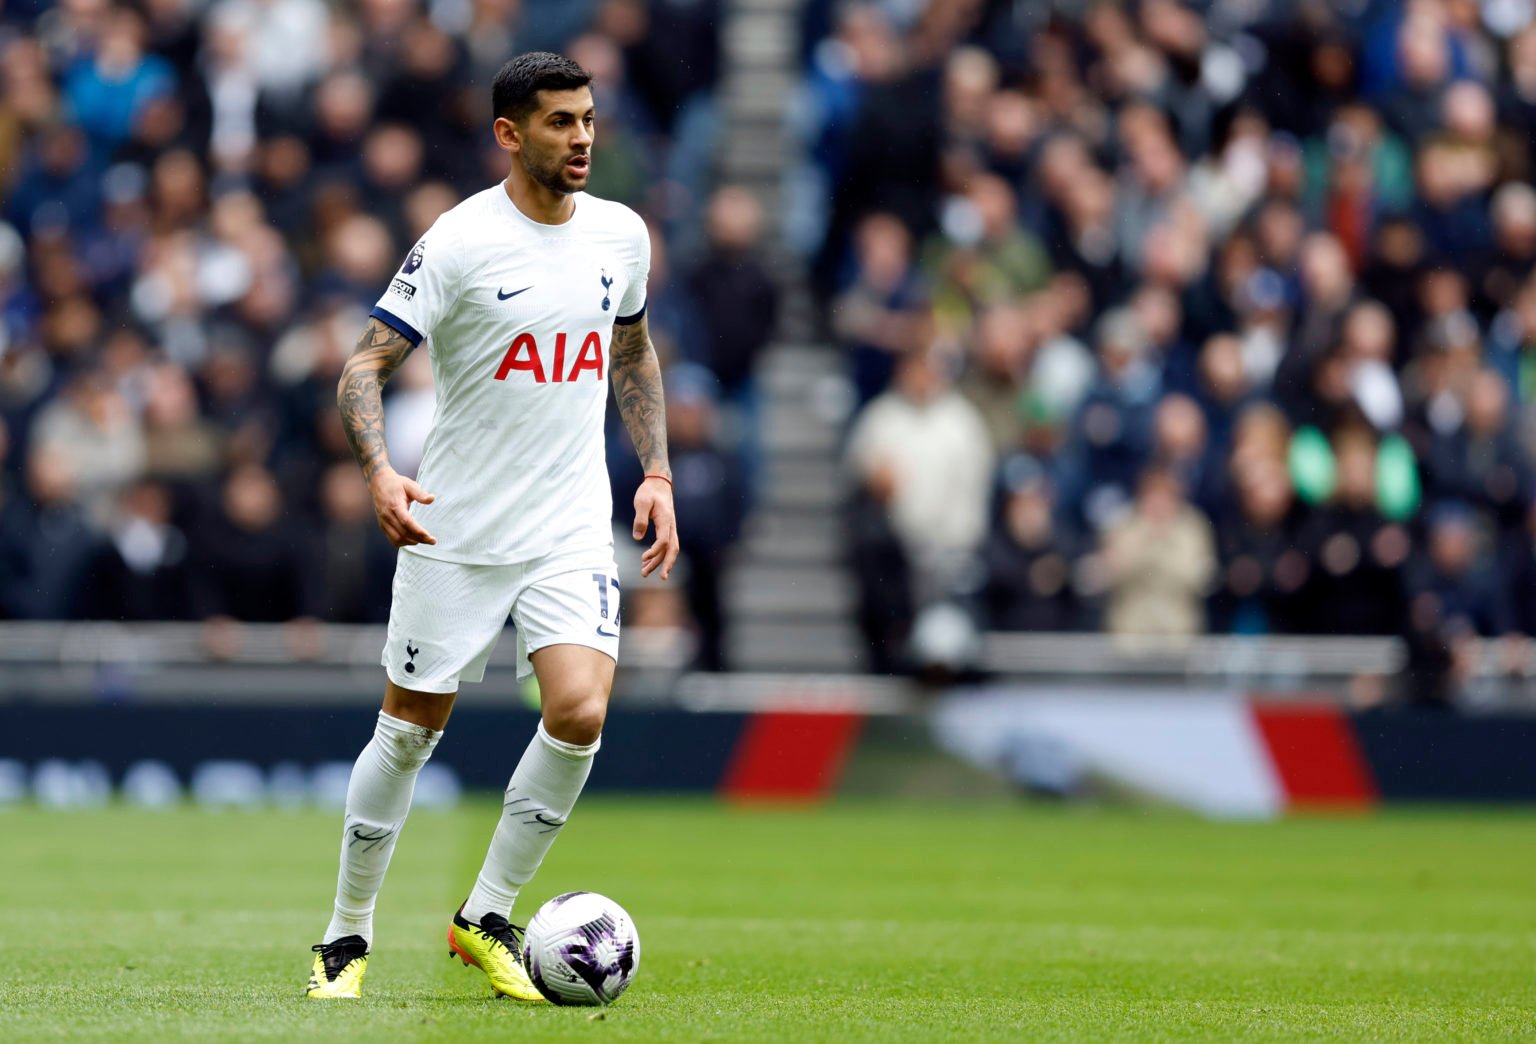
left=520, top=143, right=588, bottom=195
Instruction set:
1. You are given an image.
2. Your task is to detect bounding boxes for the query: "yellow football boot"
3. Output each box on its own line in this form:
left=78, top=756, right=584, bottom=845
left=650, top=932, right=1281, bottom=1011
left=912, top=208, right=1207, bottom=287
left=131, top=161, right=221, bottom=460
left=305, top=936, right=369, bottom=999
left=447, top=906, right=546, bottom=1002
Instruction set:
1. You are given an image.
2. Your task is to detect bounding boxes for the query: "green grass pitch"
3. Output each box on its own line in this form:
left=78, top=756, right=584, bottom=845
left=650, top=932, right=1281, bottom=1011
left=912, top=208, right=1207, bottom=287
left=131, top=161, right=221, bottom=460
left=3, top=798, right=1535, bottom=1040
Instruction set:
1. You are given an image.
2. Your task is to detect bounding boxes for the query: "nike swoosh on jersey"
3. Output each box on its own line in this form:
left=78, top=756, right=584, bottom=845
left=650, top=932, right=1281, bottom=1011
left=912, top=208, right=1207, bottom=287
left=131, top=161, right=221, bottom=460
left=596, top=625, right=620, bottom=639
left=497, top=286, right=533, bottom=300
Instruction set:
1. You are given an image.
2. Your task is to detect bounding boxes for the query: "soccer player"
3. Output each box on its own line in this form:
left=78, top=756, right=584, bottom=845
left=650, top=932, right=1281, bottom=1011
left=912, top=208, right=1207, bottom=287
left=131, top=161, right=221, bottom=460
left=305, top=52, right=678, bottom=1001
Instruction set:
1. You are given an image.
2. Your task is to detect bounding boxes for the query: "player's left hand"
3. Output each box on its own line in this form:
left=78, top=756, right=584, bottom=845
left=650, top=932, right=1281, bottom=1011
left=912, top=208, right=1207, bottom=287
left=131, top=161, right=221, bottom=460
left=633, top=476, right=680, bottom=580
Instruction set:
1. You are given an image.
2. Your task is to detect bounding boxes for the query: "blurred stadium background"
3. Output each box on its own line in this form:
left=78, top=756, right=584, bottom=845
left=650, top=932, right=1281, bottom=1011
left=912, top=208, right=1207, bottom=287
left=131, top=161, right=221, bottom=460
left=4, top=0, right=1536, bottom=814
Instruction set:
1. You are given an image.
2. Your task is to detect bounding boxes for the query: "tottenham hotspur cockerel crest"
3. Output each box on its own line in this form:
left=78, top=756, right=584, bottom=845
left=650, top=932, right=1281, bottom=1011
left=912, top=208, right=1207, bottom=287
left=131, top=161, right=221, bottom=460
left=600, top=268, right=613, bottom=311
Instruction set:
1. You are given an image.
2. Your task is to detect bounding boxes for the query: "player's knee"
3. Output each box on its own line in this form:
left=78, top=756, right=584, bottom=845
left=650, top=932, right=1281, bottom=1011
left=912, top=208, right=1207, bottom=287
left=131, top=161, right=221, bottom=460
left=545, top=693, right=607, bottom=746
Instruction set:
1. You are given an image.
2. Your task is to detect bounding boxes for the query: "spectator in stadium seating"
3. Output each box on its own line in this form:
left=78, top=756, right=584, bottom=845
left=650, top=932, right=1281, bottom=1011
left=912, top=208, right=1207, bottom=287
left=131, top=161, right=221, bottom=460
left=80, top=479, right=191, bottom=620
left=1304, top=105, right=1416, bottom=267
left=7, top=121, right=97, bottom=239
left=1035, top=136, right=1125, bottom=314
left=1414, top=138, right=1494, bottom=264
left=846, top=451, right=912, bottom=675
left=979, top=86, right=1034, bottom=186
left=565, top=32, right=653, bottom=206
left=0, top=447, right=99, bottom=619
left=63, top=6, right=176, bottom=151
left=28, top=369, right=146, bottom=526
left=198, top=338, right=275, bottom=467
left=686, top=185, right=779, bottom=499
left=1150, top=392, right=1224, bottom=521
left=658, top=364, right=745, bottom=672
left=1059, top=307, right=1162, bottom=529
left=188, top=463, right=319, bottom=623
left=1296, top=426, right=1412, bottom=635
left=312, top=213, right=397, bottom=309
left=207, top=0, right=330, bottom=101
left=1441, top=80, right=1505, bottom=183
left=822, top=7, right=940, bottom=281
left=1406, top=502, right=1510, bottom=643
left=375, top=19, right=469, bottom=160
left=1099, top=466, right=1215, bottom=641
left=1022, top=275, right=1096, bottom=427
left=957, top=303, right=1030, bottom=455
left=314, top=462, right=393, bottom=624
left=269, top=303, right=364, bottom=503
left=846, top=347, right=993, bottom=605
left=939, top=46, right=998, bottom=160
left=609, top=0, right=721, bottom=138
left=140, top=361, right=220, bottom=481
left=1423, top=368, right=1531, bottom=542
left=1192, top=333, right=1256, bottom=456
left=832, top=212, right=927, bottom=405
left=306, top=70, right=377, bottom=179
left=1380, top=16, right=1458, bottom=144
left=1278, top=234, right=1358, bottom=413
left=1115, top=109, right=1193, bottom=275
left=1400, top=308, right=1484, bottom=452
left=357, top=125, right=427, bottom=244
left=981, top=461, right=1081, bottom=632
left=1501, top=25, right=1536, bottom=174
left=1210, top=460, right=1309, bottom=635
left=1360, top=215, right=1431, bottom=355
left=1133, top=283, right=1193, bottom=393
left=1473, top=179, right=1536, bottom=323
left=924, top=174, right=1051, bottom=336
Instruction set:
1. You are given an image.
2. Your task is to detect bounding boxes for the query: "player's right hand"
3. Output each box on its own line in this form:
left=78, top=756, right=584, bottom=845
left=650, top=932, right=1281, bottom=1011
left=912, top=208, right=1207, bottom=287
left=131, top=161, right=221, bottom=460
left=368, top=467, right=437, bottom=547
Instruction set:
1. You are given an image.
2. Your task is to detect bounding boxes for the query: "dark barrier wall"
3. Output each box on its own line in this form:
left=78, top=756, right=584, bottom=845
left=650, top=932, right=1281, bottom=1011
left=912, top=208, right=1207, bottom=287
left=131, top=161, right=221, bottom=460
left=7, top=699, right=1536, bottom=803
left=1351, top=710, right=1536, bottom=802
left=4, top=705, right=746, bottom=792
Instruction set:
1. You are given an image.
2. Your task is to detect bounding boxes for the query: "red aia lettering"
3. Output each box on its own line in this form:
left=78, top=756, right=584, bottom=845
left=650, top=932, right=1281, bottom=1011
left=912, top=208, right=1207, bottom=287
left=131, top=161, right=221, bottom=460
left=493, top=332, right=604, bottom=383
left=568, top=332, right=604, bottom=380
left=494, top=333, right=546, bottom=382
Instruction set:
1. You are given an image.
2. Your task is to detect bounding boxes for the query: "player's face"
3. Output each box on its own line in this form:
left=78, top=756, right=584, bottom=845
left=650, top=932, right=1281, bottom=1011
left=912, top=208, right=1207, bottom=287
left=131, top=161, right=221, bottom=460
left=516, top=87, right=595, bottom=195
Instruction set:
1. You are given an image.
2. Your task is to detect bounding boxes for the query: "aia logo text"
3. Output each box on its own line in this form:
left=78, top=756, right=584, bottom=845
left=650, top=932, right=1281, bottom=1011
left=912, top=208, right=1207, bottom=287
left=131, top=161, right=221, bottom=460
left=494, top=331, right=605, bottom=383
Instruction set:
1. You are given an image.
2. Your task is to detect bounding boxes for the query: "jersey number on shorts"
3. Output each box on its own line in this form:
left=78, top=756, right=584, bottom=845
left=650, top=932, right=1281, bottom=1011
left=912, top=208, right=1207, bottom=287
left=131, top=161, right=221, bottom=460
left=592, top=574, right=621, bottom=638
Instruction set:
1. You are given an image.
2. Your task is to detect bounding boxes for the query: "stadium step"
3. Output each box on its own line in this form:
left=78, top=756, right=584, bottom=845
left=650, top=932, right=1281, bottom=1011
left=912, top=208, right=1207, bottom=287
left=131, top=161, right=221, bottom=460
left=716, top=0, right=863, bottom=673
left=761, top=418, right=841, bottom=458
left=726, top=620, right=867, bottom=673
left=725, top=565, right=856, bottom=616
left=743, top=507, right=842, bottom=549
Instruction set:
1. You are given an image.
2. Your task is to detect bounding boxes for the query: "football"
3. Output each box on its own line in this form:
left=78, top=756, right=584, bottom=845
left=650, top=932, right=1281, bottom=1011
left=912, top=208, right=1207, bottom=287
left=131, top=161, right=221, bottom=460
left=521, top=891, right=640, bottom=1005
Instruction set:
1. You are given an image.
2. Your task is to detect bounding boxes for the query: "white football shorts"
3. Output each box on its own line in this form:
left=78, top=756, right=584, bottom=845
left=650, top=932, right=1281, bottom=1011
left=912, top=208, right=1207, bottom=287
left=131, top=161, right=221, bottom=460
left=381, top=547, right=622, bottom=693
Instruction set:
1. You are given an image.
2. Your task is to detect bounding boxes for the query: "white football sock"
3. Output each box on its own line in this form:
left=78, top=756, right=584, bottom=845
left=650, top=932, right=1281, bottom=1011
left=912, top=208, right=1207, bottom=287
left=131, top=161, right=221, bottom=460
left=462, top=721, right=599, bottom=924
left=323, top=710, right=443, bottom=946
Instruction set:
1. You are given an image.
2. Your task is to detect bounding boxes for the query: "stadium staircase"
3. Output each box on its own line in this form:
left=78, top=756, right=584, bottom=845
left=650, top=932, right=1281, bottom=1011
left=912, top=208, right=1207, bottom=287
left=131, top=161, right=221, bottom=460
left=715, top=0, right=864, bottom=672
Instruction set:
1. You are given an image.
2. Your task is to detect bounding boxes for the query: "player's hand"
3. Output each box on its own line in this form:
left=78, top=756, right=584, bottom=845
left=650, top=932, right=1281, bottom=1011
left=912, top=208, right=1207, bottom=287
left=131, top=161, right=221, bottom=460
left=369, top=466, right=437, bottom=548
left=633, top=475, right=679, bottom=580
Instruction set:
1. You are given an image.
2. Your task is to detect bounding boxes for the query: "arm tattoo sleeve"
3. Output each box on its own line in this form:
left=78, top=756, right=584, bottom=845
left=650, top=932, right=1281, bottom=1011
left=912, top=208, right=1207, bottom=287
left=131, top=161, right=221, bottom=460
left=610, top=318, right=671, bottom=478
left=337, top=317, right=416, bottom=481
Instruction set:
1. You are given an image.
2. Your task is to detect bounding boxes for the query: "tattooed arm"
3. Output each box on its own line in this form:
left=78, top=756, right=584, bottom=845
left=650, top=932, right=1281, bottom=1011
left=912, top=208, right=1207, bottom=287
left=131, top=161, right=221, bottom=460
left=611, top=315, right=680, bottom=579
left=337, top=316, right=437, bottom=547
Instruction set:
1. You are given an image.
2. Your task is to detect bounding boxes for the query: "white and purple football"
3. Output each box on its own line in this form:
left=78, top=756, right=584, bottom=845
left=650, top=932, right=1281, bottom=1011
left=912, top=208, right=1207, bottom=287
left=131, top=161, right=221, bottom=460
left=522, top=891, right=640, bottom=1005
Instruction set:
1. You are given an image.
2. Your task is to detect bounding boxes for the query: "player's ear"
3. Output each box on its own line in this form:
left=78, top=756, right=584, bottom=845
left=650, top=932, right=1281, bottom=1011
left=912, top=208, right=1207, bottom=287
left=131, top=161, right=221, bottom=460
left=493, top=116, right=520, bottom=153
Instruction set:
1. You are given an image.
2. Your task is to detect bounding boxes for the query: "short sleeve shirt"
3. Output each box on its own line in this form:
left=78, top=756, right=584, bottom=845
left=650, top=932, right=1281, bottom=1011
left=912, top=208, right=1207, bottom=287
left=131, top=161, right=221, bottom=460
left=371, top=186, right=651, bottom=564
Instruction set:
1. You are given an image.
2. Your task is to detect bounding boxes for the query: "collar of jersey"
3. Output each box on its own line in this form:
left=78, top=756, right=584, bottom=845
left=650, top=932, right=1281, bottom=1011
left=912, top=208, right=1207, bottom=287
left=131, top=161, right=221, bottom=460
left=498, top=185, right=585, bottom=236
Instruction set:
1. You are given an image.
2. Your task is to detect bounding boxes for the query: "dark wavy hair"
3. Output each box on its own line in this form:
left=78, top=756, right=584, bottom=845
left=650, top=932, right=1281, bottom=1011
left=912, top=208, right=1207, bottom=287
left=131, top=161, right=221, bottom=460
left=492, top=52, right=592, bottom=123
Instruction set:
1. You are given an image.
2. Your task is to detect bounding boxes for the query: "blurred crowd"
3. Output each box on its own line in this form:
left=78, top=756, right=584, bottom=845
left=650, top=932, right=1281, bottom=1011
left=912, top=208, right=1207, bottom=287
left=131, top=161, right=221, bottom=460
left=804, top=0, right=1536, bottom=686
left=0, top=0, right=777, bottom=668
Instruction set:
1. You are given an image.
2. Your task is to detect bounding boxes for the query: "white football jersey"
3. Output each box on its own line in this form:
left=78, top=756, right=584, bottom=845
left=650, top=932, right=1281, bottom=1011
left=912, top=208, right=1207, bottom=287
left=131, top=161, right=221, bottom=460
left=371, top=185, right=650, bottom=564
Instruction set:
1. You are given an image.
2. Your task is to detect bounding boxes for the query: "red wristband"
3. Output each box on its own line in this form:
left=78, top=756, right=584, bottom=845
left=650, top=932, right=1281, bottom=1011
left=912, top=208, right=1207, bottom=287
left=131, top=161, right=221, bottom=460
left=644, top=474, right=672, bottom=487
